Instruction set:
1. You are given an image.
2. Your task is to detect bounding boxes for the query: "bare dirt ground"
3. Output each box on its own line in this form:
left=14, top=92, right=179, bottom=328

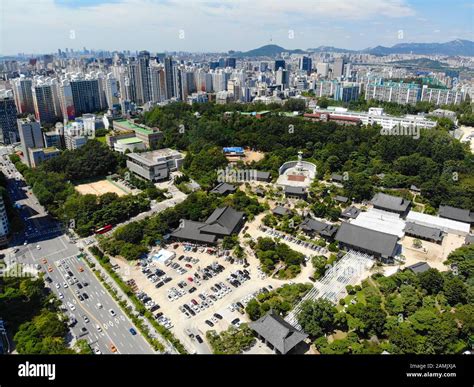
left=75, top=179, right=129, bottom=197
left=398, top=233, right=465, bottom=272
left=243, top=149, right=265, bottom=163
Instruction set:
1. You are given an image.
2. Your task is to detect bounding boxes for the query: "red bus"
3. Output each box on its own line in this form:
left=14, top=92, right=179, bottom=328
left=95, top=224, right=113, bottom=234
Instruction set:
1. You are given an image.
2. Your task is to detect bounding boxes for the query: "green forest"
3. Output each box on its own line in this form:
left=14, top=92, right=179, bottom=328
left=99, top=190, right=265, bottom=260
left=10, top=141, right=152, bottom=236
left=139, top=102, right=473, bottom=211
left=0, top=271, right=73, bottom=354
left=296, top=244, right=474, bottom=354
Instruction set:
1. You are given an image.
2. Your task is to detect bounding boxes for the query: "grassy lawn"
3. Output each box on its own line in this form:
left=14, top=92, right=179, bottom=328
left=95, top=135, right=106, bottom=144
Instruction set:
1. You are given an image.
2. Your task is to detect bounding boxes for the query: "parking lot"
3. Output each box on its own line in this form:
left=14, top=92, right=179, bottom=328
left=259, top=225, right=328, bottom=255
left=112, top=242, right=286, bottom=353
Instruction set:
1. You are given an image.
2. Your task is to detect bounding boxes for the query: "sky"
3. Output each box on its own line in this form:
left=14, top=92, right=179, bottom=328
left=0, top=0, right=473, bottom=55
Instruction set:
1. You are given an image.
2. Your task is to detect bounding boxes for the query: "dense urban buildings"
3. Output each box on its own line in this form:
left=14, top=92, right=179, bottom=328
left=0, top=1, right=473, bottom=375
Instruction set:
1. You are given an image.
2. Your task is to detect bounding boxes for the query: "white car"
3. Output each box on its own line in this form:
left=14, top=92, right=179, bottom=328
left=96, top=303, right=103, bottom=309
left=93, top=347, right=101, bottom=355
left=68, top=303, right=75, bottom=311
left=63, top=282, right=68, bottom=288
left=36, top=245, right=41, bottom=250
left=109, top=309, right=116, bottom=317
left=55, top=283, right=60, bottom=289
left=96, top=325, right=102, bottom=333
left=58, top=293, right=64, bottom=299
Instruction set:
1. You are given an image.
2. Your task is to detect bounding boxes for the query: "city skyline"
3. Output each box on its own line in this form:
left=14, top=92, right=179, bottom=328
left=1, top=0, right=473, bottom=55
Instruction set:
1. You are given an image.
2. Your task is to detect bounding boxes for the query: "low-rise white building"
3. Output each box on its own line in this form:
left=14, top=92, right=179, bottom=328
left=406, top=211, right=471, bottom=236
left=313, top=107, right=437, bottom=132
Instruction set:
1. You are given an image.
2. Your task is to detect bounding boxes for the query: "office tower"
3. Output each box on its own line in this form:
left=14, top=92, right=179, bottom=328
left=59, top=80, right=75, bottom=120
left=70, top=78, right=102, bottom=116
left=12, top=76, right=35, bottom=114
left=28, top=147, right=60, bottom=168
left=299, top=56, right=312, bottom=74
left=209, top=61, right=219, bottom=70
left=274, top=59, right=286, bottom=71
left=44, top=131, right=63, bottom=148
left=225, top=58, right=236, bottom=69
left=18, top=118, right=44, bottom=167
left=0, top=196, right=9, bottom=246
left=164, top=56, right=175, bottom=99
left=260, top=62, right=268, bottom=72
left=0, top=90, right=20, bottom=145
left=32, top=83, right=59, bottom=125
left=104, top=73, right=119, bottom=108
left=137, top=50, right=152, bottom=104
left=218, top=58, right=226, bottom=68
left=276, top=68, right=289, bottom=89
left=316, top=62, right=329, bottom=77
left=332, top=57, right=345, bottom=78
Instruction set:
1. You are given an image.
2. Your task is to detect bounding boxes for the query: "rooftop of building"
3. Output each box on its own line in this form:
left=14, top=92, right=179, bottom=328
left=127, top=148, right=183, bottom=166
left=116, top=137, right=143, bottom=145
left=113, top=119, right=158, bottom=135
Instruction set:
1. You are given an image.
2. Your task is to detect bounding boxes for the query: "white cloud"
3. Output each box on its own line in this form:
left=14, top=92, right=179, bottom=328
left=0, top=0, right=416, bottom=54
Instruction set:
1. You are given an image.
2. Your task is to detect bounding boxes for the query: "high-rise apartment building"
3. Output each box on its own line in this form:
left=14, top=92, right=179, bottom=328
left=104, top=73, right=120, bottom=108
left=137, top=50, right=152, bottom=104
left=420, top=86, right=463, bottom=106
left=332, top=57, right=345, bottom=78
left=32, top=83, right=59, bottom=125
left=59, top=80, right=75, bottom=120
left=316, top=62, right=329, bottom=77
left=365, top=82, right=421, bottom=105
left=70, top=78, right=102, bottom=116
left=0, top=196, right=9, bottom=246
left=164, top=56, right=175, bottom=100
left=180, top=70, right=196, bottom=100
left=0, top=90, right=19, bottom=145
left=12, top=76, right=35, bottom=114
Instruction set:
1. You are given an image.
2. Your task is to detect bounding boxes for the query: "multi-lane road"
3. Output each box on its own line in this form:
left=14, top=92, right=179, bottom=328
left=1, top=148, right=154, bottom=354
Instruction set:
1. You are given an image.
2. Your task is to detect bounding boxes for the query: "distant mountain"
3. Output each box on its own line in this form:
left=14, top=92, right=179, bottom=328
left=234, top=44, right=307, bottom=57
left=233, top=40, right=474, bottom=58
left=307, top=46, right=356, bottom=54
left=365, top=39, right=474, bottom=56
